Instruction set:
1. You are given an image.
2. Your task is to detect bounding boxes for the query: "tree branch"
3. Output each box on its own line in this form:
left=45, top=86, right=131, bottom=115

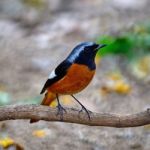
left=0, top=104, right=150, bottom=127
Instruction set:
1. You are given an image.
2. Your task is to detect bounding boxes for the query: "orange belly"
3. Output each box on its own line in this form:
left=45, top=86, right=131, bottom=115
left=48, top=64, right=95, bottom=94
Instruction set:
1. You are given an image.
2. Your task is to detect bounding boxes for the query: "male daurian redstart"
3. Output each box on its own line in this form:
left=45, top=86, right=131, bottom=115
left=30, top=42, right=106, bottom=123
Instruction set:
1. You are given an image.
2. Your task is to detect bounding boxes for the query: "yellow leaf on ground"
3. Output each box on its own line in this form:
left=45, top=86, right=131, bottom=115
left=100, top=71, right=131, bottom=96
left=50, top=100, right=57, bottom=107
left=32, top=130, right=46, bottom=138
left=0, top=137, right=14, bottom=148
left=50, top=96, right=73, bottom=107
left=114, top=80, right=131, bottom=94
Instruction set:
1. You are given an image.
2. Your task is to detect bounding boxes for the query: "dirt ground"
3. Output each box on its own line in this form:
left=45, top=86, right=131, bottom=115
left=0, top=0, right=150, bottom=150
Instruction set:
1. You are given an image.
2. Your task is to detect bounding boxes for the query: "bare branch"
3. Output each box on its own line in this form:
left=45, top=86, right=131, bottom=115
left=0, top=104, right=149, bottom=127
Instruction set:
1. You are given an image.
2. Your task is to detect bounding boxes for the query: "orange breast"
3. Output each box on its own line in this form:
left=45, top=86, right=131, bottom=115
left=48, top=64, right=95, bottom=94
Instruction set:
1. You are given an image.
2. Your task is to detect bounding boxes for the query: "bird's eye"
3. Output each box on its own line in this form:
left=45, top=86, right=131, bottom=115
left=84, top=45, right=97, bottom=51
left=84, top=46, right=89, bottom=50
left=84, top=47, right=92, bottom=53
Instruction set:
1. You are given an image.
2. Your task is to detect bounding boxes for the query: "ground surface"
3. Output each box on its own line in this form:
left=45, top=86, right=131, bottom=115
left=0, top=0, right=150, bottom=150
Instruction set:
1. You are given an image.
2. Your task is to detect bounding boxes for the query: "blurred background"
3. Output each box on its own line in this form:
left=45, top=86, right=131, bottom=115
left=0, top=0, right=150, bottom=149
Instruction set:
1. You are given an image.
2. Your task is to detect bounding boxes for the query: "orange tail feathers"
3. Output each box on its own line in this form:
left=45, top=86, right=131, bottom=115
left=41, top=92, right=56, bottom=106
left=30, top=92, right=56, bottom=123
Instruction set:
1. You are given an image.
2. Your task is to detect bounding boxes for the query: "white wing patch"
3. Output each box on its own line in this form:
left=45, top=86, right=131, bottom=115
left=48, top=70, right=56, bottom=79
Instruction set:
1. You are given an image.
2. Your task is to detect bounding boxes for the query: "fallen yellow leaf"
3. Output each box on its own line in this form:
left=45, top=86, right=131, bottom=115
left=114, top=80, right=131, bottom=94
left=0, top=137, right=14, bottom=148
left=32, top=130, right=46, bottom=138
left=100, top=71, right=131, bottom=96
left=50, top=100, right=57, bottom=107
left=50, top=95, right=72, bottom=107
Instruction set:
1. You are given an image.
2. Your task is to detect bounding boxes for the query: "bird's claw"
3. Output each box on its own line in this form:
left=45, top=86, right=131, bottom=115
left=78, top=106, right=91, bottom=120
left=56, top=104, right=67, bottom=121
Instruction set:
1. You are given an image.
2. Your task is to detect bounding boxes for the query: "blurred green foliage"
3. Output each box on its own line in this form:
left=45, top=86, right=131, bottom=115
left=17, top=96, right=41, bottom=105
left=0, top=91, right=41, bottom=105
left=0, top=92, right=11, bottom=106
left=22, top=0, right=45, bottom=8
left=97, top=23, right=150, bottom=60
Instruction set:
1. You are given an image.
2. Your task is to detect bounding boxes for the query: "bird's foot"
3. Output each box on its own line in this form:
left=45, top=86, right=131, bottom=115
left=56, top=104, right=67, bottom=121
left=78, top=106, right=91, bottom=120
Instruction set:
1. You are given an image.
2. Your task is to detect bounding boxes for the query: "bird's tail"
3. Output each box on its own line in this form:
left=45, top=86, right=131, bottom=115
left=30, top=91, right=56, bottom=123
left=41, top=92, right=56, bottom=105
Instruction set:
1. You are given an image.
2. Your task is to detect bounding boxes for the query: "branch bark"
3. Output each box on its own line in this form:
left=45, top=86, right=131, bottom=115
left=0, top=104, right=150, bottom=127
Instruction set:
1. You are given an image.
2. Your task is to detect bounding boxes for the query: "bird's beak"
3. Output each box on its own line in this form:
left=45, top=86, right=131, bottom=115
left=97, top=44, right=107, bottom=50
left=92, top=44, right=107, bottom=53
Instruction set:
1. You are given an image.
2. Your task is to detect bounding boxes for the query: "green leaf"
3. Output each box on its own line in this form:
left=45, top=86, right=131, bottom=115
left=96, top=22, right=150, bottom=60
left=0, top=92, right=11, bottom=106
left=97, top=35, right=134, bottom=58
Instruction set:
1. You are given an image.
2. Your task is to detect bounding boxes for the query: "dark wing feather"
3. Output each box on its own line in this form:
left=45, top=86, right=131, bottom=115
left=40, top=60, right=71, bottom=94
left=40, top=78, right=57, bottom=94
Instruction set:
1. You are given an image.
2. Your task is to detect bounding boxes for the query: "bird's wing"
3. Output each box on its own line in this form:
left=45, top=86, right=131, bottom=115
left=40, top=60, right=71, bottom=94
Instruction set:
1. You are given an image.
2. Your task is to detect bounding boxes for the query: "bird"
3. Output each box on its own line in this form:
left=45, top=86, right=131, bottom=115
left=30, top=42, right=106, bottom=123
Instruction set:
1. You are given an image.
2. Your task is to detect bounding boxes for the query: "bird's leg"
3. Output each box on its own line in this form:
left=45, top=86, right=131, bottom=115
left=71, top=95, right=91, bottom=120
left=56, top=94, right=67, bottom=120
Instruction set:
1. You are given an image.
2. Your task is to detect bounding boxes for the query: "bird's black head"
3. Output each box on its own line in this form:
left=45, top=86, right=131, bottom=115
left=67, top=42, right=106, bottom=70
